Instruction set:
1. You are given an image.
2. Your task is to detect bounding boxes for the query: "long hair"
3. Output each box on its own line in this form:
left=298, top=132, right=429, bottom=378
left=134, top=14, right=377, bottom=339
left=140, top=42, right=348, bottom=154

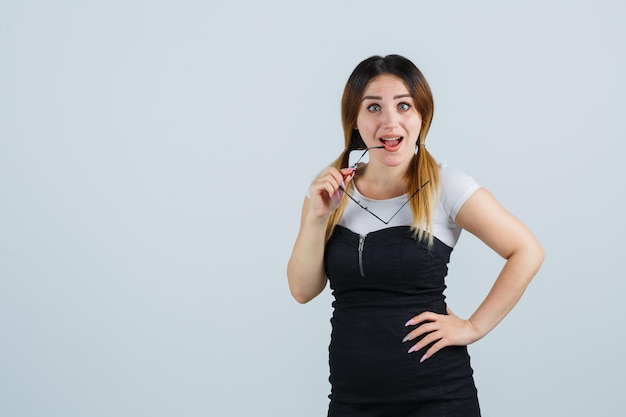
left=325, top=54, right=440, bottom=244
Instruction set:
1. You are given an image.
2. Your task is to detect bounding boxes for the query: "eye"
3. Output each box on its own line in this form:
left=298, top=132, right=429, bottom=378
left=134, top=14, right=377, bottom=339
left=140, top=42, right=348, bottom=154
left=366, top=104, right=381, bottom=112
left=398, top=102, right=411, bottom=111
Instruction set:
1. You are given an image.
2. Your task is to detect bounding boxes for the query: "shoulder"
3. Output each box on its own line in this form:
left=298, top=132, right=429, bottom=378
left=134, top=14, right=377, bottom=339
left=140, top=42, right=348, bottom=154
left=437, top=163, right=481, bottom=221
left=439, top=162, right=474, bottom=182
left=438, top=162, right=479, bottom=190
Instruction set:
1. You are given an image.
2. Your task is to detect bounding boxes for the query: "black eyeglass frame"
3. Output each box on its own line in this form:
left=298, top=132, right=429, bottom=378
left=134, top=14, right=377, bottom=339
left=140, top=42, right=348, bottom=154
left=338, top=146, right=430, bottom=225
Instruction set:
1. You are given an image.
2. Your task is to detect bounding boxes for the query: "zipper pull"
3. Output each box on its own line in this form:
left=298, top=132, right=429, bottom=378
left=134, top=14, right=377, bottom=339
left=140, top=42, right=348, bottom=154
left=358, top=234, right=366, bottom=277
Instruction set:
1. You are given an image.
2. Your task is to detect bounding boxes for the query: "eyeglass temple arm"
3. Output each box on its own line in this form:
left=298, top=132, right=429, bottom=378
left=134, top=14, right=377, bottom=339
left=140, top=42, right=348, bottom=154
left=349, top=146, right=385, bottom=169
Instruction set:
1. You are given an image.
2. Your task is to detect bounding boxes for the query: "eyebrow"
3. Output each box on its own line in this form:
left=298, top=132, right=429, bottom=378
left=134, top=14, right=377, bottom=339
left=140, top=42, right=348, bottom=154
left=362, top=94, right=412, bottom=101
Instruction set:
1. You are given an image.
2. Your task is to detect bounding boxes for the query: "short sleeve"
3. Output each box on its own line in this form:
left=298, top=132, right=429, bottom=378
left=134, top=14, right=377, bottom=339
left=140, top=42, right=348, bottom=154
left=439, top=163, right=480, bottom=221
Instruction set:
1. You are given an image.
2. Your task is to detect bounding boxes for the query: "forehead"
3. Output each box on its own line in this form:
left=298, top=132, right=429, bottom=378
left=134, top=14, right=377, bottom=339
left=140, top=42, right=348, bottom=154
left=362, top=74, right=410, bottom=98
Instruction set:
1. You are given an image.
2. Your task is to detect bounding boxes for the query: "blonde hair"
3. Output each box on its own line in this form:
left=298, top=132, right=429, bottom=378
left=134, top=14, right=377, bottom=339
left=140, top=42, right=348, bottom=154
left=325, top=55, right=440, bottom=245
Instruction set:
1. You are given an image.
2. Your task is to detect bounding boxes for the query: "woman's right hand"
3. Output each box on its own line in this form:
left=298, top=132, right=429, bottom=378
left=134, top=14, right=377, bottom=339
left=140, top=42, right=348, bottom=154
left=287, top=166, right=355, bottom=303
left=308, top=167, right=355, bottom=219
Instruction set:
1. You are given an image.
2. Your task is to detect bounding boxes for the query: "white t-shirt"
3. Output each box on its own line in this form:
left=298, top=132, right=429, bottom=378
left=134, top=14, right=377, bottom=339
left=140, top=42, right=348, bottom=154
left=337, top=163, right=480, bottom=248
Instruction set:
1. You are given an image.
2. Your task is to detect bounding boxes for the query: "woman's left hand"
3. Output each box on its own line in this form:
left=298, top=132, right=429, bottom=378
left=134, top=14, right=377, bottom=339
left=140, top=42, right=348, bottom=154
left=402, top=309, right=483, bottom=362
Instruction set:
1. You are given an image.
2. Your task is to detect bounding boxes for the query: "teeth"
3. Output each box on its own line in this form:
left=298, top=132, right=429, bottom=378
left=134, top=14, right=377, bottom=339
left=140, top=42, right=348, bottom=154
left=380, top=137, right=401, bottom=141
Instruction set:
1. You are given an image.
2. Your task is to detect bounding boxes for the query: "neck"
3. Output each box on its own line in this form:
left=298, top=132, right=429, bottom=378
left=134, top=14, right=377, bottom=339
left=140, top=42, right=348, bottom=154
left=356, top=160, right=411, bottom=199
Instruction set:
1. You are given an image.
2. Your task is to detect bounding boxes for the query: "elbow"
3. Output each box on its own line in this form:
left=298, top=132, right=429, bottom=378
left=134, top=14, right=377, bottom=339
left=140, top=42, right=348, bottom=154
left=288, top=282, right=319, bottom=304
left=531, top=237, right=546, bottom=267
left=535, top=244, right=546, bottom=272
left=518, top=233, right=546, bottom=265
left=505, top=240, right=545, bottom=282
left=287, top=267, right=324, bottom=304
left=539, top=245, right=546, bottom=265
left=525, top=241, right=546, bottom=278
left=292, top=291, right=315, bottom=304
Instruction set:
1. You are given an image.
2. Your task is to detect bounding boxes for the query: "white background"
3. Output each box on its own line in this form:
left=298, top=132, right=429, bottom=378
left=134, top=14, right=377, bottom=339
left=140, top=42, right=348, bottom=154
left=1, top=1, right=624, bottom=416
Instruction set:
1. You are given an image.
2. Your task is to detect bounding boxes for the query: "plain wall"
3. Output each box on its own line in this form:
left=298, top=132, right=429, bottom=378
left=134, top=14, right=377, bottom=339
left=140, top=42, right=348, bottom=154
left=1, top=1, right=624, bottom=416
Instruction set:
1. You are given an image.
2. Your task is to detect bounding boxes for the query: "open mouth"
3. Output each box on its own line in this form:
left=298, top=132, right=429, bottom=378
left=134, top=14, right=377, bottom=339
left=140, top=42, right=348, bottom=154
left=379, top=136, right=403, bottom=149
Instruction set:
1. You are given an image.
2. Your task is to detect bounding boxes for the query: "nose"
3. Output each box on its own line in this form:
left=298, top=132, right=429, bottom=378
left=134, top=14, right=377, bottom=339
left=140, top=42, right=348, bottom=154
left=382, top=109, right=399, bottom=128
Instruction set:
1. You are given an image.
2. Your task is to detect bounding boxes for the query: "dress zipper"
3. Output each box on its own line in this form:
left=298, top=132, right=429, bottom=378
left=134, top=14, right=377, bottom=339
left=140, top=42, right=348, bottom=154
left=358, top=234, right=366, bottom=277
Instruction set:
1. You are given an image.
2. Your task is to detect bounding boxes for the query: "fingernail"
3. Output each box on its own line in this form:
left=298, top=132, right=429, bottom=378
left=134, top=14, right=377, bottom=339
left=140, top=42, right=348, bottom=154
left=408, top=346, right=416, bottom=354
left=404, top=320, right=413, bottom=326
left=420, top=354, right=428, bottom=363
left=402, top=335, right=410, bottom=343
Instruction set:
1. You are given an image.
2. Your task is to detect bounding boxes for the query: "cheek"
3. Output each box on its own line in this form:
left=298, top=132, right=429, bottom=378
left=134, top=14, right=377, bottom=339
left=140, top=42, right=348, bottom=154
left=410, top=118, right=422, bottom=134
left=356, top=113, right=369, bottom=127
left=356, top=118, right=378, bottom=136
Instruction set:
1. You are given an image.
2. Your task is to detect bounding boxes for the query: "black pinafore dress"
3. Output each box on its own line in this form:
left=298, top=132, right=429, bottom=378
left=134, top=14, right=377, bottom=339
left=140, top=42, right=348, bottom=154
left=324, top=225, right=481, bottom=417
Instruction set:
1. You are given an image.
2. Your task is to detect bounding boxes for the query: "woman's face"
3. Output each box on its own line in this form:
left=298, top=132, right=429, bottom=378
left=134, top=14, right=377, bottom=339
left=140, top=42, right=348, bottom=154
left=355, top=74, right=422, bottom=169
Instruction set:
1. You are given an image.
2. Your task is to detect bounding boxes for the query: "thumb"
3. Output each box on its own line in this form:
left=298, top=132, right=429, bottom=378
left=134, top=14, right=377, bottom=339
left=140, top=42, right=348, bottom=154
left=330, top=178, right=347, bottom=205
left=340, top=167, right=356, bottom=186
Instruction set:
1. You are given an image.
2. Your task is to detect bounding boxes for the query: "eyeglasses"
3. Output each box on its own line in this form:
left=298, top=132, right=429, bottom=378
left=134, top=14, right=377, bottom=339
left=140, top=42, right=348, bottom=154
left=339, top=146, right=430, bottom=225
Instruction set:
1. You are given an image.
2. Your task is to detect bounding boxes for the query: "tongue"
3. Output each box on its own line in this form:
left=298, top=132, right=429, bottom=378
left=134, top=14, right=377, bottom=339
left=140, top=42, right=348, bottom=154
left=382, top=139, right=401, bottom=148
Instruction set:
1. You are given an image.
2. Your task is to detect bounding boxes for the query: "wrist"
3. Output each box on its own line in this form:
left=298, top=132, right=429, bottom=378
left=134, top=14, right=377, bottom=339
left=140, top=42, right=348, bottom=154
left=304, top=211, right=331, bottom=227
left=466, top=318, right=487, bottom=343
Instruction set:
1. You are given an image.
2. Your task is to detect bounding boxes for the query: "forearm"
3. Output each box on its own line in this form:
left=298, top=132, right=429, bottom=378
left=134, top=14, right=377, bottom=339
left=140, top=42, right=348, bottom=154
left=287, top=215, right=329, bottom=304
left=287, top=168, right=355, bottom=303
left=468, top=246, right=545, bottom=339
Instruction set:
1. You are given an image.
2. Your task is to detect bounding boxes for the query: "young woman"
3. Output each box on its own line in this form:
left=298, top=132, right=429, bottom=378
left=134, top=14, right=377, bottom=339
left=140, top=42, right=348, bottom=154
left=287, top=54, right=544, bottom=416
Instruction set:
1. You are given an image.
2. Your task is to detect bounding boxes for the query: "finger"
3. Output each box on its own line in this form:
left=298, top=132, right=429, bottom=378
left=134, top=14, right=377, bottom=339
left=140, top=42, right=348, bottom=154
left=405, top=311, right=440, bottom=327
left=327, top=168, right=346, bottom=185
left=420, top=339, right=447, bottom=363
left=311, top=178, right=336, bottom=199
left=402, top=322, right=438, bottom=342
left=317, top=167, right=355, bottom=197
left=327, top=175, right=347, bottom=198
left=407, top=331, right=441, bottom=354
left=342, top=170, right=355, bottom=186
left=330, top=181, right=346, bottom=203
left=323, top=182, right=338, bottom=199
left=339, top=167, right=356, bottom=179
left=313, top=168, right=341, bottom=185
left=312, top=172, right=342, bottom=197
